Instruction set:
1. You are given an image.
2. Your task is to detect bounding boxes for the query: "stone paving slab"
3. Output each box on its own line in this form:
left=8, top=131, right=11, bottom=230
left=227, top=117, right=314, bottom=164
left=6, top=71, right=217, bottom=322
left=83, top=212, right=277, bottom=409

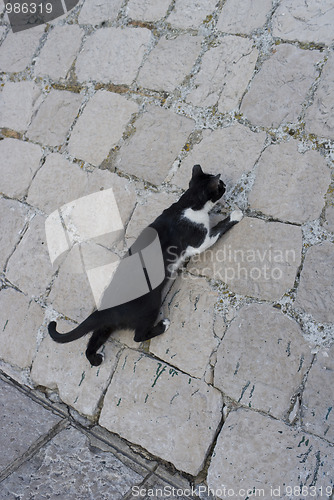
left=0, top=378, right=61, bottom=473
left=188, top=217, right=303, bottom=301
left=75, top=27, right=152, bottom=84
left=27, top=89, right=83, bottom=147
left=0, top=25, right=45, bottom=73
left=99, top=349, right=223, bottom=476
left=0, top=81, right=43, bottom=132
left=240, top=44, right=322, bottom=128
left=302, top=347, right=334, bottom=443
left=0, top=288, right=44, bottom=370
left=272, top=0, right=334, bottom=45
left=1, top=426, right=144, bottom=499
left=68, top=90, right=138, bottom=166
left=172, top=124, right=266, bottom=190
left=216, top=0, right=272, bottom=35
left=249, top=140, right=331, bottom=223
left=214, top=303, right=313, bottom=419
left=31, top=321, right=121, bottom=418
left=187, top=36, right=258, bottom=112
left=150, top=275, right=220, bottom=379
left=208, top=408, right=334, bottom=498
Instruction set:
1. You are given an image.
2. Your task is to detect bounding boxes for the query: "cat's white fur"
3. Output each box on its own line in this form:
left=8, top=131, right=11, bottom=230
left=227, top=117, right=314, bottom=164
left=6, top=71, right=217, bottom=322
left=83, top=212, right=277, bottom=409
left=169, top=205, right=243, bottom=273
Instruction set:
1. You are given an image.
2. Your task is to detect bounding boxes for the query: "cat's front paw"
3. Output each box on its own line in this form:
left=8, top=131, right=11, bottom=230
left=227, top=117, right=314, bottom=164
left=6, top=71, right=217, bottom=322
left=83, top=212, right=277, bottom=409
left=162, top=318, right=171, bottom=332
left=230, top=209, right=243, bottom=222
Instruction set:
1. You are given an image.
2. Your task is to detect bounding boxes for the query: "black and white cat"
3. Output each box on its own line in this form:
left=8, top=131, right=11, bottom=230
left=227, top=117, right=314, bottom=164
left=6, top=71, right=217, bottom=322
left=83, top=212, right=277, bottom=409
left=48, top=165, right=243, bottom=366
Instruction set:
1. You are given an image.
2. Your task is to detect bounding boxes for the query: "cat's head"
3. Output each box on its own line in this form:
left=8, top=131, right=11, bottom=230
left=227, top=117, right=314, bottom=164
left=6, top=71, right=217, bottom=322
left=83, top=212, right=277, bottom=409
left=188, top=164, right=226, bottom=206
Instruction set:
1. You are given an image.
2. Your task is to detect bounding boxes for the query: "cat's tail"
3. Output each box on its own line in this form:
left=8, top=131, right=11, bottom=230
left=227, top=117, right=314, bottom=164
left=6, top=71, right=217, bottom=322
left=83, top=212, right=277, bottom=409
left=48, top=312, right=98, bottom=344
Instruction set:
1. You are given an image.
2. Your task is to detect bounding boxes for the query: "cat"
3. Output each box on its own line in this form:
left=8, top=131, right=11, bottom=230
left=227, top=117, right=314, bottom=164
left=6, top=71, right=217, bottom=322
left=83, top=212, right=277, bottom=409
left=48, top=164, right=243, bottom=366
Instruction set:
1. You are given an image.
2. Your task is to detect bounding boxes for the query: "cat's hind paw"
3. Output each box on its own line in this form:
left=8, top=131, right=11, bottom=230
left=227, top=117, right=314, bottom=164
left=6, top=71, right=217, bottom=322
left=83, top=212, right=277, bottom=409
left=230, top=209, right=243, bottom=222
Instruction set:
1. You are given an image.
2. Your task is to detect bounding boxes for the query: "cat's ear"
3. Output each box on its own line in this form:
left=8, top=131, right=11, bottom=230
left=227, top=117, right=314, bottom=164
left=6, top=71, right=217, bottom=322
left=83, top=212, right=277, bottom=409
left=208, top=174, right=221, bottom=189
left=192, top=164, right=203, bottom=177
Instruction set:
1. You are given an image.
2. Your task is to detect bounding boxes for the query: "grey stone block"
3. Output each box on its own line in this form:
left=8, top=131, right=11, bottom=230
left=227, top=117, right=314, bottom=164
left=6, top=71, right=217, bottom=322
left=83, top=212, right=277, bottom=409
left=0, top=138, right=42, bottom=199
left=0, top=378, right=60, bottom=473
left=0, top=427, right=144, bottom=499
left=27, top=89, right=82, bottom=147
left=241, top=45, right=322, bottom=128
left=75, top=27, right=151, bottom=84
left=272, top=0, right=334, bottom=45
left=99, top=349, right=223, bottom=475
left=214, top=303, right=313, bottom=418
left=208, top=408, right=334, bottom=497
left=249, top=141, right=331, bottom=223
left=295, top=241, right=334, bottom=323
left=0, top=81, right=43, bottom=132
left=172, top=124, right=266, bottom=190
left=68, top=90, right=139, bottom=166
left=189, top=217, right=303, bottom=301
left=137, top=34, right=203, bottom=93
left=115, top=105, right=194, bottom=185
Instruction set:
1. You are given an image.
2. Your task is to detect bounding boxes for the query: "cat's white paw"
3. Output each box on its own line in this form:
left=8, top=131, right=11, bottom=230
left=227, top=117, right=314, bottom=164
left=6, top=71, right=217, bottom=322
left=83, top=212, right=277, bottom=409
left=230, top=209, right=243, bottom=222
left=162, top=319, right=171, bottom=332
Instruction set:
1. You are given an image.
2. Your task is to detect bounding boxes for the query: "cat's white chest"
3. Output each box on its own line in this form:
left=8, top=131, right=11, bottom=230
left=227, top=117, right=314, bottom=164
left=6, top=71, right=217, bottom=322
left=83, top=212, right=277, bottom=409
left=182, top=205, right=211, bottom=231
left=182, top=202, right=217, bottom=259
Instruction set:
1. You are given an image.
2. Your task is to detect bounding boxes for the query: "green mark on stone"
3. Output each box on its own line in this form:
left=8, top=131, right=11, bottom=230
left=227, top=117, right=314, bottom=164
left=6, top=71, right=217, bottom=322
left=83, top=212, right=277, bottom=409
left=78, top=371, right=85, bottom=387
left=152, top=363, right=167, bottom=387
left=117, top=398, right=122, bottom=407
left=3, top=320, right=8, bottom=331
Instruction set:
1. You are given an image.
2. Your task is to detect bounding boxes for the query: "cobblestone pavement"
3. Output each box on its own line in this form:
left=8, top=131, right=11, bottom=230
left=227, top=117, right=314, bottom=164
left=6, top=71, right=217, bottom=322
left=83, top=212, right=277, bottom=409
left=0, top=0, right=334, bottom=498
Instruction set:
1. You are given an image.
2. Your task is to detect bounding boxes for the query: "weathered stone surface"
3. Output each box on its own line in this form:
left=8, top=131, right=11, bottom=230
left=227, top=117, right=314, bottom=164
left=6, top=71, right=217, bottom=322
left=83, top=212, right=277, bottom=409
left=34, top=25, right=83, bottom=79
left=0, top=198, right=29, bottom=270
left=126, top=0, right=170, bottom=21
left=186, top=36, right=258, bottom=111
left=75, top=27, right=151, bottom=84
left=0, top=378, right=60, bottom=473
left=241, top=45, right=322, bottom=128
left=295, top=241, right=334, bottom=323
left=217, top=0, right=272, bottom=34
left=1, top=427, right=143, bottom=499
left=27, top=89, right=82, bottom=147
left=78, top=0, right=123, bottom=25
left=0, top=138, right=42, bottom=199
left=137, top=34, right=202, bottom=93
left=208, top=408, right=334, bottom=497
left=166, top=0, right=217, bottom=29
left=305, top=53, right=334, bottom=140
left=6, top=215, right=54, bottom=298
left=188, top=217, right=303, bottom=301
left=125, top=191, right=178, bottom=245
left=324, top=205, right=334, bottom=233
left=272, top=0, right=334, bottom=45
left=28, top=155, right=136, bottom=226
left=172, top=124, right=266, bottom=190
left=249, top=141, right=331, bottom=223
left=68, top=90, right=138, bottom=165
left=0, top=288, right=44, bottom=369
left=302, top=348, right=334, bottom=443
left=47, top=262, right=96, bottom=322
left=27, top=154, right=87, bottom=214
left=150, top=276, right=220, bottom=378
left=0, top=26, right=44, bottom=72
left=99, top=349, right=223, bottom=475
left=31, top=325, right=120, bottom=417
left=214, top=303, right=312, bottom=418
left=115, top=106, right=194, bottom=185
left=0, top=81, right=42, bottom=132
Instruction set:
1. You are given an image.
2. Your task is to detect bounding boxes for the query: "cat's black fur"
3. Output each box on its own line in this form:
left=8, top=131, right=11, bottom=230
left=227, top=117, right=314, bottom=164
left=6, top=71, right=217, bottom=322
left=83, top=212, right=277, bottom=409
left=48, top=165, right=242, bottom=366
